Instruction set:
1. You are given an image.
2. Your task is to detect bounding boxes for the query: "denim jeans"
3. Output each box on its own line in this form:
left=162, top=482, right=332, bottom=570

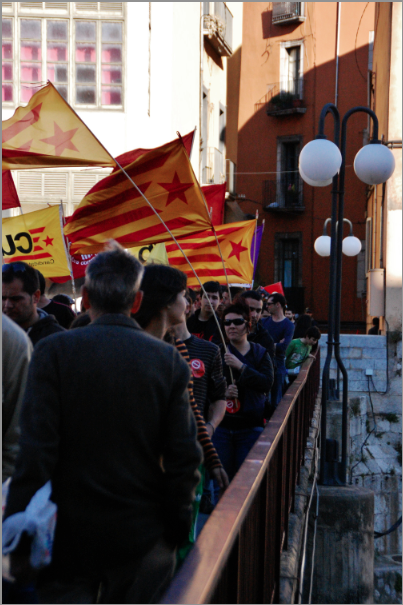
left=212, top=425, right=264, bottom=503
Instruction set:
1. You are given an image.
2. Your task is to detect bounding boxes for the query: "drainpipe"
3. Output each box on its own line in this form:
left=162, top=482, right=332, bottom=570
left=335, top=2, right=341, bottom=107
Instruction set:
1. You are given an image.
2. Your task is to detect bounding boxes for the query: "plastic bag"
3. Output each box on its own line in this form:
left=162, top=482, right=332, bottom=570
left=2, top=481, right=57, bottom=569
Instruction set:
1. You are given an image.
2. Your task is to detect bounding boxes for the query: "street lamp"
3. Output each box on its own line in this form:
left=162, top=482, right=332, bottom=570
left=314, top=218, right=362, bottom=258
left=300, top=104, right=395, bottom=485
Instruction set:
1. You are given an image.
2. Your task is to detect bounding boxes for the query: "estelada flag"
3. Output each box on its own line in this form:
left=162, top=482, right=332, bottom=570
left=202, top=183, right=226, bottom=226
left=2, top=205, right=70, bottom=278
left=166, top=220, right=256, bottom=288
left=2, top=170, right=20, bottom=210
left=2, top=82, right=115, bottom=170
left=64, top=133, right=212, bottom=255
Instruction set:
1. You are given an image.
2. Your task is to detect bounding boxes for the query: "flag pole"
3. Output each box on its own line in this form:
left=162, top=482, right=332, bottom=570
left=59, top=202, right=77, bottom=310
left=251, top=210, right=258, bottom=290
left=114, top=158, right=232, bottom=375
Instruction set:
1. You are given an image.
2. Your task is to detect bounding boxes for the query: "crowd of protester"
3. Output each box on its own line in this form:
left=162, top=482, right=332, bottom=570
left=2, top=247, right=321, bottom=604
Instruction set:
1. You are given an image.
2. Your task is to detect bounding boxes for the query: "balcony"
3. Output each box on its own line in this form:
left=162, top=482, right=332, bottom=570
left=272, top=2, right=305, bottom=25
left=265, top=78, right=307, bottom=116
left=203, top=2, right=233, bottom=57
left=262, top=175, right=305, bottom=213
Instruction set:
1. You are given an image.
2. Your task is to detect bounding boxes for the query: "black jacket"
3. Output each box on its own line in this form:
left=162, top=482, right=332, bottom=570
left=248, top=321, right=276, bottom=364
left=27, top=314, right=65, bottom=347
left=5, top=314, right=202, bottom=576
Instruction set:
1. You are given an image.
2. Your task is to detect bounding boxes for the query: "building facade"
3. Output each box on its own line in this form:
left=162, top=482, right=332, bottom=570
left=2, top=2, right=240, bottom=219
left=235, top=2, right=375, bottom=329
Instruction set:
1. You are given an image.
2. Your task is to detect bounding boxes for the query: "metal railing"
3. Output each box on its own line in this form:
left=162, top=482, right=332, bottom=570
left=263, top=175, right=304, bottom=209
left=266, top=78, right=305, bottom=111
left=272, top=2, right=303, bottom=23
left=161, top=350, right=320, bottom=604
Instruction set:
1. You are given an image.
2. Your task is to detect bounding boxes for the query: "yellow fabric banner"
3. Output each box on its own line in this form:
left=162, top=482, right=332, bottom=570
left=128, top=243, right=168, bottom=265
left=2, top=83, right=115, bottom=170
left=2, top=205, right=71, bottom=278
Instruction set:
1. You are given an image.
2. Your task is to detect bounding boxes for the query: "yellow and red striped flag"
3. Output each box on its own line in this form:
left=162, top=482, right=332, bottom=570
left=166, top=220, right=256, bottom=288
left=2, top=83, right=115, bottom=170
left=64, top=133, right=212, bottom=255
left=2, top=205, right=70, bottom=278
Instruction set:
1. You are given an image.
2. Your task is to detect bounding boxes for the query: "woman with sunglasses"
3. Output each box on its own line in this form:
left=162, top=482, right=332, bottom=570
left=212, top=300, right=274, bottom=496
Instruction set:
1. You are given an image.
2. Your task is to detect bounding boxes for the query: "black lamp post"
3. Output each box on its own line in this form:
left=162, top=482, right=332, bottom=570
left=299, top=103, right=395, bottom=485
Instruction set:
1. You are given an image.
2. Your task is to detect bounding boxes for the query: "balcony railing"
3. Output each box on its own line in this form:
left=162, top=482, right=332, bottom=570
left=272, top=2, right=305, bottom=24
left=162, top=351, right=321, bottom=604
left=263, top=175, right=304, bottom=211
left=265, top=78, right=306, bottom=116
left=203, top=2, right=233, bottom=56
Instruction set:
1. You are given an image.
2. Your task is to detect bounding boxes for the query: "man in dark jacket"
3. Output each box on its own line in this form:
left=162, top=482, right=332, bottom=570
left=239, top=290, right=275, bottom=363
left=36, top=270, right=76, bottom=329
left=2, top=262, right=65, bottom=346
left=187, top=280, right=222, bottom=344
left=4, top=243, right=202, bottom=604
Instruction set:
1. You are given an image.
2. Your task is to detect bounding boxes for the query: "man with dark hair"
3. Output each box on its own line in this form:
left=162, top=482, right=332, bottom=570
left=368, top=317, right=380, bottom=335
left=239, top=290, right=275, bottom=363
left=285, top=308, right=295, bottom=324
left=4, top=242, right=202, bottom=604
left=2, top=262, right=65, bottom=346
left=36, top=270, right=76, bottom=329
left=187, top=280, right=222, bottom=343
left=261, top=292, right=295, bottom=407
left=285, top=326, right=321, bottom=372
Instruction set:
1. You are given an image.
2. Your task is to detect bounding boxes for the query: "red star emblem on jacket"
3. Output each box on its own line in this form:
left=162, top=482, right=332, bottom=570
left=158, top=172, right=194, bottom=206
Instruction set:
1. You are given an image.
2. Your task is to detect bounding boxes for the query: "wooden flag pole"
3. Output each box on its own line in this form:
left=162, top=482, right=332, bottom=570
left=115, top=159, right=233, bottom=380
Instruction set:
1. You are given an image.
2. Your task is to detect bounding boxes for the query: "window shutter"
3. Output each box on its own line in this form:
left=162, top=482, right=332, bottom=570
left=19, top=2, right=44, bottom=9
left=18, top=172, right=43, bottom=197
left=73, top=172, right=98, bottom=198
left=75, top=2, right=98, bottom=11
left=44, top=173, right=68, bottom=198
left=44, top=2, right=69, bottom=10
left=100, top=2, right=123, bottom=13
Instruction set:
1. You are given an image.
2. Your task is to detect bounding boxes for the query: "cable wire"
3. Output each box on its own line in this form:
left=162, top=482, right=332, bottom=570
left=349, top=376, right=378, bottom=482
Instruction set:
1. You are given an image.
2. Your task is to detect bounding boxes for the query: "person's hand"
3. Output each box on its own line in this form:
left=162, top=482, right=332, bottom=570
left=206, top=422, right=215, bottom=438
left=226, top=384, right=238, bottom=399
left=224, top=351, right=243, bottom=371
left=210, top=467, right=229, bottom=494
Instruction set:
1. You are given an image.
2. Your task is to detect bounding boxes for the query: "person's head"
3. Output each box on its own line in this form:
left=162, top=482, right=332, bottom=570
left=134, top=264, right=188, bottom=330
left=193, top=291, right=202, bottom=311
left=2, top=261, right=41, bottom=329
left=304, top=326, right=321, bottom=346
left=53, top=294, right=74, bottom=308
left=305, top=307, right=314, bottom=318
left=267, top=292, right=287, bottom=315
left=261, top=301, right=270, bottom=318
left=200, top=280, right=221, bottom=316
left=221, top=300, right=251, bottom=344
left=82, top=241, right=143, bottom=317
left=372, top=317, right=380, bottom=327
left=293, top=313, right=313, bottom=339
left=221, top=286, right=230, bottom=306
left=285, top=308, right=294, bottom=322
left=239, top=290, right=263, bottom=328
left=36, top=270, right=46, bottom=297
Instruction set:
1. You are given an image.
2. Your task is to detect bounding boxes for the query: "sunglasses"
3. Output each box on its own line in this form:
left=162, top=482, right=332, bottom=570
left=223, top=318, right=246, bottom=327
left=2, top=262, right=27, bottom=273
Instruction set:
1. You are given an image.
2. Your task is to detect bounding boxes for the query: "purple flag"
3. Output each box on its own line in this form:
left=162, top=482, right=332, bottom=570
left=251, top=225, right=263, bottom=280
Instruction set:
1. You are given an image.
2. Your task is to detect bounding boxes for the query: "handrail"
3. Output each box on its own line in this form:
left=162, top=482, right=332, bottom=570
left=161, top=349, right=320, bottom=604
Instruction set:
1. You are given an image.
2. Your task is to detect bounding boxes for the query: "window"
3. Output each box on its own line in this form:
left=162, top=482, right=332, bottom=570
left=2, top=4, right=124, bottom=109
left=276, top=136, right=303, bottom=208
left=280, top=40, right=304, bottom=99
left=2, top=18, right=13, bottom=102
left=274, top=233, right=303, bottom=287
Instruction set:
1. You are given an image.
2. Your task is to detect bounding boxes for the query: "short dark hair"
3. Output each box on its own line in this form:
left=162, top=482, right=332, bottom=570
left=372, top=317, right=380, bottom=327
left=85, top=241, right=143, bottom=314
left=36, top=270, right=46, bottom=296
left=239, top=290, right=262, bottom=303
left=306, top=326, right=321, bottom=340
left=221, top=300, right=251, bottom=335
left=267, top=292, right=287, bottom=311
left=2, top=262, right=40, bottom=295
left=134, top=264, right=187, bottom=329
left=202, top=280, right=221, bottom=295
left=186, top=288, right=197, bottom=303
left=53, top=294, right=74, bottom=306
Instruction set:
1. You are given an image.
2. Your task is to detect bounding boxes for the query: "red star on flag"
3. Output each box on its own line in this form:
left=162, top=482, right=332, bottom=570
left=43, top=236, right=54, bottom=246
left=228, top=239, right=248, bottom=262
left=40, top=122, right=79, bottom=156
left=158, top=172, right=194, bottom=206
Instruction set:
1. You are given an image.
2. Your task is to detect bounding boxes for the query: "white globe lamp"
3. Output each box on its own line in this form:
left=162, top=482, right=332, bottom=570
left=342, top=236, right=362, bottom=257
left=314, top=235, right=331, bottom=257
left=299, top=139, right=342, bottom=182
left=354, top=143, right=395, bottom=185
left=299, top=165, right=332, bottom=187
